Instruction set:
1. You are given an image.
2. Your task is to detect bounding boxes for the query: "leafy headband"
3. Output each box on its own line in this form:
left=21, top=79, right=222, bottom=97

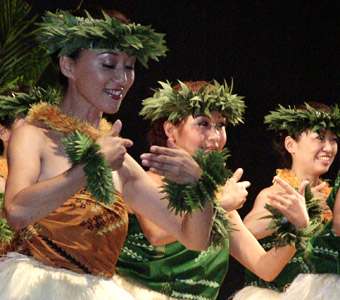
left=0, top=86, right=60, bottom=119
left=265, top=103, right=340, bottom=136
left=139, top=80, right=246, bottom=125
left=36, top=10, right=168, bottom=68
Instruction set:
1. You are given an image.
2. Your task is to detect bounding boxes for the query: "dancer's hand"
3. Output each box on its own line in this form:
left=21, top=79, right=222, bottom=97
left=97, top=120, right=133, bottom=170
left=218, top=168, right=250, bottom=211
left=267, top=176, right=309, bottom=228
left=140, top=138, right=201, bottom=185
left=311, top=182, right=332, bottom=215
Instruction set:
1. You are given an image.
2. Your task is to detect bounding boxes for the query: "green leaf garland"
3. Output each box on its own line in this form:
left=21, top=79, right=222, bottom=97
left=0, top=85, right=61, bottom=119
left=262, top=185, right=324, bottom=250
left=162, top=147, right=234, bottom=248
left=0, top=192, right=13, bottom=244
left=62, top=130, right=116, bottom=206
left=265, top=103, right=340, bottom=137
left=140, top=80, right=246, bottom=125
left=36, top=10, right=167, bottom=68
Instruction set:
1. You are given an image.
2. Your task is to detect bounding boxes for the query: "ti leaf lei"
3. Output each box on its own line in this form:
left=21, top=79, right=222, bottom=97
left=62, top=131, right=116, bottom=205
left=0, top=192, right=13, bottom=244
left=162, top=147, right=235, bottom=249
left=0, top=85, right=61, bottom=119
left=265, top=103, right=340, bottom=137
left=262, top=186, right=323, bottom=250
left=36, top=10, right=168, bottom=68
left=140, top=80, right=246, bottom=125
left=27, top=103, right=115, bottom=206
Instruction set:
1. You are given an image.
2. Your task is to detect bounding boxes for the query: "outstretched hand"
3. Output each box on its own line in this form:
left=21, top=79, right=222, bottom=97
left=96, top=120, right=133, bottom=171
left=267, top=176, right=309, bottom=228
left=140, top=138, right=201, bottom=185
left=218, top=168, right=250, bottom=211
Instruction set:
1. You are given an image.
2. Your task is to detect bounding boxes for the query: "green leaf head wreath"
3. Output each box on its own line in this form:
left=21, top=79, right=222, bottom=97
left=264, top=103, right=340, bottom=137
left=0, top=85, right=61, bottom=119
left=36, top=10, right=168, bottom=68
left=139, top=80, right=246, bottom=125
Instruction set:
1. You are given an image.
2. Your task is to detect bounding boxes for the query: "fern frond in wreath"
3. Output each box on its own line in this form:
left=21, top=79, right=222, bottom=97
left=262, top=185, right=323, bottom=250
left=62, top=130, right=116, bottom=205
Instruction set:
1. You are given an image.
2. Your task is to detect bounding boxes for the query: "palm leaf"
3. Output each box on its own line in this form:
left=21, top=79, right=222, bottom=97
left=0, top=0, right=51, bottom=88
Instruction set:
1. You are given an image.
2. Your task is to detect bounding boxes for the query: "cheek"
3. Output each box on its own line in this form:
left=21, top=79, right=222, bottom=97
left=179, top=132, right=205, bottom=153
left=123, top=72, right=135, bottom=95
left=220, top=132, right=227, bottom=147
left=128, top=71, right=135, bottom=86
left=333, top=144, right=338, bottom=156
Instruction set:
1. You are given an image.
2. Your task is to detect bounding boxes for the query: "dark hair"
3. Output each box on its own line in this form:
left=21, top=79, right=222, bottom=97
left=147, top=81, right=209, bottom=147
left=51, top=7, right=130, bottom=90
left=273, top=102, right=332, bottom=168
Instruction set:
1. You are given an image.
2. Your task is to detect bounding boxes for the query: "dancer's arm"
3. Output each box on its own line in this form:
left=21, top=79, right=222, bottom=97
left=244, top=177, right=309, bottom=239
left=119, top=153, right=213, bottom=251
left=4, top=122, right=132, bottom=229
left=229, top=210, right=296, bottom=282
left=333, top=187, right=340, bottom=236
left=230, top=177, right=309, bottom=281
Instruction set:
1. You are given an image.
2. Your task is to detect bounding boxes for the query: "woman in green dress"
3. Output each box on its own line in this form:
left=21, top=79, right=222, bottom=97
left=115, top=80, right=313, bottom=300
left=234, top=102, right=339, bottom=299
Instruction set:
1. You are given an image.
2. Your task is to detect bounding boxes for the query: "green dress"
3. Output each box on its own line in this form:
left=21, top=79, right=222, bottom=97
left=244, top=235, right=310, bottom=292
left=244, top=169, right=333, bottom=292
left=116, top=214, right=229, bottom=300
left=304, top=173, right=340, bottom=274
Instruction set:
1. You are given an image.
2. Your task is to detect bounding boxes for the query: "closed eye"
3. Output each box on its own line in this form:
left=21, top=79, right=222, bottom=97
left=103, top=64, right=115, bottom=69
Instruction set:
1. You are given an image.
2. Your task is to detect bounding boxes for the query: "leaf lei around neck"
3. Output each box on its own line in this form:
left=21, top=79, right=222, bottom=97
left=276, top=169, right=331, bottom=195
left=275, top=168, right=332, bottom=223
left=27, top=102, right=116, bottom=206
left=27, top=102, right=111, bottom=139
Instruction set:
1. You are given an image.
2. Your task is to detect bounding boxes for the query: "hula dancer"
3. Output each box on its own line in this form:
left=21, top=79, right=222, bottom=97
left=0, top=8, right=216, bottom=300
left=234, top=102, right=339, bottom=299
left=114, top=80, right=314, bottom=299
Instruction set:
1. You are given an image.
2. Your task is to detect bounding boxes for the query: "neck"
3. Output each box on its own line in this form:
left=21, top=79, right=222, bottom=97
left=60, top=88, right=103, bottom=128
left=290, top=166, right=320, bottom=187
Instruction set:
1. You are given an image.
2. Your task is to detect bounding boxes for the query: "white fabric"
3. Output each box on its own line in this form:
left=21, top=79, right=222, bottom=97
left=114, top=274, right=180, bottom=300
left=0, top=252, right=135, bottom=300
left=282, top=273, right=340, bottom=300
left=231, top=273, right=340, bottom=300
left=230, top=286, right=281, bottom=300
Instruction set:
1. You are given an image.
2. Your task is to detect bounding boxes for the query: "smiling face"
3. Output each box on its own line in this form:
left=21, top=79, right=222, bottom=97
left=288, top=130, right=338, bottom=180
left=165, top=111, right=227, bottom=155
left=63, top=49, right=135, bottom=114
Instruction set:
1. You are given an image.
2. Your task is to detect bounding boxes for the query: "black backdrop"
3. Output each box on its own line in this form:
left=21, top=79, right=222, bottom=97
left=25, top=1, right=340, bottom=298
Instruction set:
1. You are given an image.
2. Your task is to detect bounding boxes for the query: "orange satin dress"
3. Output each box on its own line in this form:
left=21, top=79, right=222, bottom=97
left=8, top=188, right=128, bottom=277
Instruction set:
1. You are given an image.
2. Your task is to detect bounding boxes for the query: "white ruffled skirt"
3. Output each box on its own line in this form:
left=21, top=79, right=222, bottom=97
left=114, top=274, right=180, bottom=300
left=281, top=273, right=340, bottom=300
left=0, top=252, right=136, bottom=300
left=230, top=286, right=281, bottom=300
left=231, top=273, right=340, bottom=300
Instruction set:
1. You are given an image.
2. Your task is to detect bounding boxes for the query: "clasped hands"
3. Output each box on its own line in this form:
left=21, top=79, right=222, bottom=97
left=141, top=138, right=250, bottom=212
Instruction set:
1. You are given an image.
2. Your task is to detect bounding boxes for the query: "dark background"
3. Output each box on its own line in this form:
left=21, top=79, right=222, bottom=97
left=26, top=1, right=340, bottom=298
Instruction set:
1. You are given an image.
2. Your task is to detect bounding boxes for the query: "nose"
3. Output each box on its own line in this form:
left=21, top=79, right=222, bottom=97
left=323, top=139, right=333, bottom=153
left=113, top=65, right=127, bottom=86
left=206, top=125, right=220, bottom=143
